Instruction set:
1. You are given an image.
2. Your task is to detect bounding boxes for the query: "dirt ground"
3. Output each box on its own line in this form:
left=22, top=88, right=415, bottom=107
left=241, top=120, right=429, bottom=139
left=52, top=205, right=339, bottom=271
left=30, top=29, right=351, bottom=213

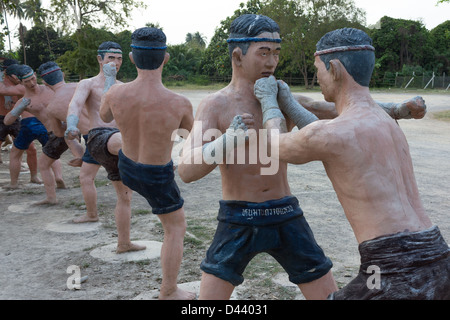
left=0, top=90, right=449, bottom=300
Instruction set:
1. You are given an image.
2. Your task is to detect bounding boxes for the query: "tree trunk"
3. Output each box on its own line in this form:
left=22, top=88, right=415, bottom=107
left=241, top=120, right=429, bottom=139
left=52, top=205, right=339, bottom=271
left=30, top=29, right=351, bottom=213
left=309, top=72, right=317, bottom=88
left=19, top=23, right=27, bottom=64
left=3, top=10, right=12, bottom=52
left=71, top=0, right=82, bottom=30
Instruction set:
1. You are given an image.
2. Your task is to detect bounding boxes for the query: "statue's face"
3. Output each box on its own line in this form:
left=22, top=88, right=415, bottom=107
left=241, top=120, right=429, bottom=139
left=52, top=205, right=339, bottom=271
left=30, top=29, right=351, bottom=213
left=239, top=32, right=281, bottom=83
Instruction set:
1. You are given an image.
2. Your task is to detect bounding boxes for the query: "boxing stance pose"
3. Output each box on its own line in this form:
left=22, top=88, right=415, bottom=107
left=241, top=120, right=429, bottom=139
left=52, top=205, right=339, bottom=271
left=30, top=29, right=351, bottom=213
left=255, top=28, right=449, bottom=299
left=179, top=14, right=430, bottom=300
left=66, top=41, right=144, bottom=254
left=99, top=27, right=195, bottom=300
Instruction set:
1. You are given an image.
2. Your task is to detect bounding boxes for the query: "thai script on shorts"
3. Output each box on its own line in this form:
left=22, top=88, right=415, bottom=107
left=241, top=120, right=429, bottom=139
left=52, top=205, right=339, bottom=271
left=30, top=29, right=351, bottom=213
left=242, top=205, right=295, bottom=217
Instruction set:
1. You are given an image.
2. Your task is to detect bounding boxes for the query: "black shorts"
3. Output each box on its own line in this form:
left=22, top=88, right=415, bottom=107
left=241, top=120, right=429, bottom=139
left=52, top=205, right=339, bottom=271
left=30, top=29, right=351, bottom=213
left=200, top=196, right=333, bottom=286
left=86, top=127, right=120, bottom=181
left=118, top=150, right=184, bottom=214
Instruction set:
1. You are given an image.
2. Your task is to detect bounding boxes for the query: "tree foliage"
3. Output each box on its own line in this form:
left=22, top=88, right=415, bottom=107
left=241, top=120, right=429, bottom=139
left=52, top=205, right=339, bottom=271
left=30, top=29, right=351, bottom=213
left=49, top=0, right=145, bottom=32
left=200, top=0, right=263, bottom=77
left=0, top=0, right=448, bottom=87
left=18, top=24, right=74, bottom=70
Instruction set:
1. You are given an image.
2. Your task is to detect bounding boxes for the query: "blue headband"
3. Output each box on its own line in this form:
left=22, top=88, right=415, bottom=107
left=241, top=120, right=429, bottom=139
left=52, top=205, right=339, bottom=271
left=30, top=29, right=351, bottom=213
left=131, top=44, right=167, bottom=50
left=227, top=37, right=282, bottom=44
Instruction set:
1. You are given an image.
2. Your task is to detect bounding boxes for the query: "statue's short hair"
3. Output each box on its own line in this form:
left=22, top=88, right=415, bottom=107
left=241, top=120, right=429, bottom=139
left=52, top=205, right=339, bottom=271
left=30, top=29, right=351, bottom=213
left=5, top=64, right=22, bottom=77
left=316, top=28, right=375, bottom=87
left=9, top=64, right=34, bottom=80
left=227, top=14, right=280, bottom=58
left=131, top=27, right=167, bottom=70
left=38, top=61, right=64, bottom=85
left=2, top=58, right=19, bottom=70
left=97, top=41, right=122, bottom=59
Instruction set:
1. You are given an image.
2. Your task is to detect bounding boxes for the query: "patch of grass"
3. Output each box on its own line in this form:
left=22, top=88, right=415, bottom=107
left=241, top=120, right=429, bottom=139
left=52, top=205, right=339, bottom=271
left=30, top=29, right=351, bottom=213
left=433, top=110, right=450, bottom=121
left=187, top=223, right=215, bottom=241
left=20, top=189, right=42, bottom=195
left=132, top=209, right=151, bottom=215
left=95, top=179, right=110, bottom=187
left=244, top=253, right=284, bottom=280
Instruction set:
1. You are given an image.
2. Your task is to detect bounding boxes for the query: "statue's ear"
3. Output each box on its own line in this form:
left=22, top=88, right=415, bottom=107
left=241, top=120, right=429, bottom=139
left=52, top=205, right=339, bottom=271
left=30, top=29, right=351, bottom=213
left=329, top=59, right=343, bottom=82
left=232, top=47, right=243, bottom=67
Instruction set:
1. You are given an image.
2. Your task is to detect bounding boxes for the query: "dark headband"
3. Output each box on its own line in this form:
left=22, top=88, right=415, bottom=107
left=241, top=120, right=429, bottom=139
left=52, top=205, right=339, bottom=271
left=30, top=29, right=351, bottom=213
left=130, top=44, right=167, bottom=50
left=227, top=37, right=282, bottom=44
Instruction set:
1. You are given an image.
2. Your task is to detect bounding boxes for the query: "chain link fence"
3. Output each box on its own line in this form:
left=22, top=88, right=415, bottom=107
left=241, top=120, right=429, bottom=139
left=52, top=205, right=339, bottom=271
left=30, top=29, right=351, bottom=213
left=374, top=73, right=450, bottom=90
left=65, top=73, right=450, bottom=90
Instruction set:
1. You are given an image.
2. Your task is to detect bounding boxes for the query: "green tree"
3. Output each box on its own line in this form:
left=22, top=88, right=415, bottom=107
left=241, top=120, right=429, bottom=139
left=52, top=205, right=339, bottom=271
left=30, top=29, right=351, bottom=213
left=185, top=32, right=206, bottom=49
left=16, top=0, right=54, bottom=64
left=428, top=20, right=450, bottom=74
left=57, top=25, right=114, bottom=79
left=49, top=0, right=145, bottom=33
left=371, top=17, right=432, bottom=73
left=261, top=0, right=366, bottom=88
left=50, top=0, right=145, bottom=79
left=18, top=24, right=74, bottom=70
left=200, top=0, right=263, bottom=78
left=114, top=29, right=136, bottom=80
left=0, top=0, right=23, bottom=53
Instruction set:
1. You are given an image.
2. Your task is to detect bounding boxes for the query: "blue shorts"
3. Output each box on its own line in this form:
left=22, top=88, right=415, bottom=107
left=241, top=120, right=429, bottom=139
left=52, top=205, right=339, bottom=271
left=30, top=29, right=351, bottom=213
left=118, top=150, right=184, bottom=214
left=13, top=117, right=48, bottom=150
left=81, top=135, right=100, bottom=165
left=200, top=196, right=332, bottom=286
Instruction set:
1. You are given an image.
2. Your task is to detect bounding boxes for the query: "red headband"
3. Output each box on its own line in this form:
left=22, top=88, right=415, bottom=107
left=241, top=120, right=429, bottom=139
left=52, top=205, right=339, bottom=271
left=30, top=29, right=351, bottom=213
left=40, top=67, right=61, bottom=77
left=314, top=45, right=375, bottom=57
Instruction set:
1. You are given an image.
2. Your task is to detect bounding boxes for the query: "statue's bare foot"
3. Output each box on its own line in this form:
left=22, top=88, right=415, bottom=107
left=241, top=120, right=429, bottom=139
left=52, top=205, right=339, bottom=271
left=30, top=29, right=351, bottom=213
left=72, top=214, right=99, bottom=223
left=3, top=184, right=19, bottom=190
left=34, top=198, right=58, bottom=205
left=30, top=176, right=42, bottom=184
left=68, top=158, right=83, bottom=167
left=2, top=134, right=13, bottom=147
left=56, top=179, right=66, bottom=189
left=159, top=287, right=197, bottom=300
left=116, top=242, right=146, bottom=254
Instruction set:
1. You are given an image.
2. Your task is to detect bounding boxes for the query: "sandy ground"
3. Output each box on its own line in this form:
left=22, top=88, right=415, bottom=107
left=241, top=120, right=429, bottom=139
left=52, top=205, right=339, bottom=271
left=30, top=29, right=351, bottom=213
left=0, top=90, right=449, bottom=300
